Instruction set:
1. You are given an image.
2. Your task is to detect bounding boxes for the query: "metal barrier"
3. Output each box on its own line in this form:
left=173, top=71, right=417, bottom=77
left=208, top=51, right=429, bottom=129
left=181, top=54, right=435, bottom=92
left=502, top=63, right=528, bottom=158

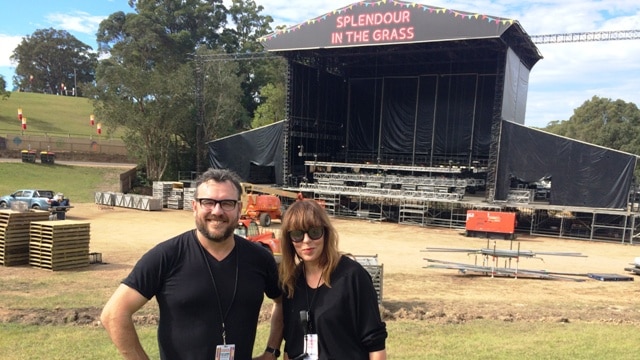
left=2, top=133, right=127, bottom=156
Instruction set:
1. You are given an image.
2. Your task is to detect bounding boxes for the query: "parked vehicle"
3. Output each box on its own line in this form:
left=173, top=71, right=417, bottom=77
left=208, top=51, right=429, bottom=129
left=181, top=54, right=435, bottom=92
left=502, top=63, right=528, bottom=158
left=0, top=189, right=56, bottom=210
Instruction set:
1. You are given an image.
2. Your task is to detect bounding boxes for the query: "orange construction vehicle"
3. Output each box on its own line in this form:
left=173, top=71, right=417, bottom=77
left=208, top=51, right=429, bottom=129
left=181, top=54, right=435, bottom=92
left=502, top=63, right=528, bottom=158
left=234, top=218, right=281, bottom=263
left=241, top=183, right=303, bottom=227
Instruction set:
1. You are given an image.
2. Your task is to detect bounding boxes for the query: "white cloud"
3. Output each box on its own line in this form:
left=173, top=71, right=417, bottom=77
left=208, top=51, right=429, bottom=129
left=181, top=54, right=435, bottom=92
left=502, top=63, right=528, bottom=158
left=256, top=0, right=365, bottom=28
left=45, top=11, right=105, bottom=36
left=525, top=37, right=640, bottom=127
left=0, top=34, right=23, bottom=67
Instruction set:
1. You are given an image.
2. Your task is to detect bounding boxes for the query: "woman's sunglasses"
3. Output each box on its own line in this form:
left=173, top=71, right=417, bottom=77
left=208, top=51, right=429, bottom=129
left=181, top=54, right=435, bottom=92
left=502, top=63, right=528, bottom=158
left=288, top=226, right=325, bottom=243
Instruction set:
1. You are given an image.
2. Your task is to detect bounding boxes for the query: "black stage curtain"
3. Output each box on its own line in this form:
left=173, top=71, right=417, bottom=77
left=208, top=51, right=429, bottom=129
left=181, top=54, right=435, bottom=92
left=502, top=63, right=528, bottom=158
left=346, top=74, right=495, bottom=166
left=495, top=121, right=637, bottom=209
left=207, top=121, right=285, bottom=185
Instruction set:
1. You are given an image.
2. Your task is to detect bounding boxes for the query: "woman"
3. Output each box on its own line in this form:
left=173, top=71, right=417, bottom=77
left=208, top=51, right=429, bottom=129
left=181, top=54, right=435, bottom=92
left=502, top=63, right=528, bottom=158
left=278, top=199, right=387, bottom=360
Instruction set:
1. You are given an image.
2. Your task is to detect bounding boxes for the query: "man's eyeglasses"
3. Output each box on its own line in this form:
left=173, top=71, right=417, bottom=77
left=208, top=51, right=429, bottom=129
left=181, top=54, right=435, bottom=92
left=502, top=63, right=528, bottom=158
left=288, top=226, right=324, bottom=243
left=196, top=198, right=238, bottom=211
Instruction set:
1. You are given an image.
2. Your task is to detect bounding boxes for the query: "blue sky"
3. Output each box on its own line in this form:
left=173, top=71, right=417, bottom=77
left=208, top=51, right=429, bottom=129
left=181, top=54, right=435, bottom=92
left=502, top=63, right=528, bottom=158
left=1, top=0, right=639, bottom=128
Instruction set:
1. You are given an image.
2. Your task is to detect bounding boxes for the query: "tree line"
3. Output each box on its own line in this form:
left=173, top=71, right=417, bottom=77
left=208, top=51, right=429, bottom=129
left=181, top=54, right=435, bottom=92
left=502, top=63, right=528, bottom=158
left=4, top=0, right=640, bottom=180
left=542, top=96, right=640, bottom=155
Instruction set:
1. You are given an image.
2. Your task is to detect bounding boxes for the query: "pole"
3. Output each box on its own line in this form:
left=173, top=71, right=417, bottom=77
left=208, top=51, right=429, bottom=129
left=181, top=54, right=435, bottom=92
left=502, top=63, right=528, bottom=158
left=195, top=56, right=205, bottom=172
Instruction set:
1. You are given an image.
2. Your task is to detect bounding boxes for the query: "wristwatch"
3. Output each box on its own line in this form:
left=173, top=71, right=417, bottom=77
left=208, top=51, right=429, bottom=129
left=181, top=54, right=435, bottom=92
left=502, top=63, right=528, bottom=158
left=265, top=346, right=281, bottom=358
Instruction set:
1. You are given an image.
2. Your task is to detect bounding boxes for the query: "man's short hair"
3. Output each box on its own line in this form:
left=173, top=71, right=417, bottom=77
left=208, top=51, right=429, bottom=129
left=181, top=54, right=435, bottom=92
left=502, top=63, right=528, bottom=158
left=194, top=168, right=243, bottom=199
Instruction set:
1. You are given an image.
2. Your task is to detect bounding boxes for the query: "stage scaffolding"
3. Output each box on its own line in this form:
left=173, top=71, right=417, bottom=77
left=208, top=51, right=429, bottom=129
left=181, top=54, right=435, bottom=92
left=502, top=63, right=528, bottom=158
left=285, top=161, right=640, bottom=244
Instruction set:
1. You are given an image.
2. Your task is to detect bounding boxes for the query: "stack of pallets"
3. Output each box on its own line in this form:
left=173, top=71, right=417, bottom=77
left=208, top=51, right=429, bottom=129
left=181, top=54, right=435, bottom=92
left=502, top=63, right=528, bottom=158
left=29, top=220, right=91, bottom=271
left=0, top=210, right=50, bottom=266
left=167, top=188, right=184, bottom=210
left=152, top=181, right=175, bottom=207
left=183, top=188, right=195, bottom=211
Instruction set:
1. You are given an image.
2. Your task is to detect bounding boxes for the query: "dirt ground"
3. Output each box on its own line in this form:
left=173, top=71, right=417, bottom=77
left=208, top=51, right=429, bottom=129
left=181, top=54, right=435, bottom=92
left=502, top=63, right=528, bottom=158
left=1, top=202, right=640, bottom=326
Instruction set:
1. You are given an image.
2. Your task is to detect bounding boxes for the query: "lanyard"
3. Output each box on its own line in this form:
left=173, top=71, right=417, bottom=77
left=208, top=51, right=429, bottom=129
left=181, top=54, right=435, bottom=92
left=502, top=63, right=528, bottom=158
left=302, top=264, right=323, bottom=334
left=197, top=235, right=239, bottom=345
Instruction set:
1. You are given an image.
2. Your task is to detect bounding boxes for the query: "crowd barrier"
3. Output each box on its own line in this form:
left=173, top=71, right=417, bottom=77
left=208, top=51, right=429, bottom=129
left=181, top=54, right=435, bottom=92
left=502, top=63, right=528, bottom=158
left=94, top=191, right=162, bottom=211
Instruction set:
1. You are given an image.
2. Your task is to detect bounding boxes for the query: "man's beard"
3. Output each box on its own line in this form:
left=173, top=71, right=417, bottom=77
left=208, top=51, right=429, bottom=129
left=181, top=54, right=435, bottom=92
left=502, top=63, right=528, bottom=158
left=196, top=215, right=236, bottom=243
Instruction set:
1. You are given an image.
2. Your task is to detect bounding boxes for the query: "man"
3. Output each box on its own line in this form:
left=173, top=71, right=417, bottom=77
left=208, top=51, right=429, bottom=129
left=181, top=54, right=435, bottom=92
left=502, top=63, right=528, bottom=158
left=101, top=168, right=283, bottom=359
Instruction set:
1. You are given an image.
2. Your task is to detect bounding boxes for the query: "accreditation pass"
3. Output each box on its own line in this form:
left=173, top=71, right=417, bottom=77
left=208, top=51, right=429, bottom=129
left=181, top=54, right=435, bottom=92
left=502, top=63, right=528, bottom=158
left=215, top=344, right=235, bottom=360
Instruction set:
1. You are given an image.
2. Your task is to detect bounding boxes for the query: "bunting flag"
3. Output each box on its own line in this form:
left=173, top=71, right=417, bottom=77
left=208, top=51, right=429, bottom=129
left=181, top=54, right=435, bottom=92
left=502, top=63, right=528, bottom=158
left=258, top=0, right=514, bottom=42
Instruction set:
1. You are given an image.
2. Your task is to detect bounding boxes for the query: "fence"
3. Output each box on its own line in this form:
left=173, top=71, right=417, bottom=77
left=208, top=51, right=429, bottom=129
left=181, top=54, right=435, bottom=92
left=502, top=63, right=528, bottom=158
left=0, top=133, right=127, bottom=156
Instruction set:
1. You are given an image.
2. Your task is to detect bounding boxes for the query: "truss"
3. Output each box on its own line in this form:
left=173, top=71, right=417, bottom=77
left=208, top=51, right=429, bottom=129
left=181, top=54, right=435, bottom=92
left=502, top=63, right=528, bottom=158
left=530, top=30, right=640, bottom=44
left=193, top=30, right=640, bottom=64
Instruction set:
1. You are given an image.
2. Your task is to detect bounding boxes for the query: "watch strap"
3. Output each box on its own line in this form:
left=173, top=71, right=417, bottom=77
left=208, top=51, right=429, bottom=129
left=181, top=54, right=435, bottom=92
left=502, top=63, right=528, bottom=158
left=265, top=346, right=281, bottom=358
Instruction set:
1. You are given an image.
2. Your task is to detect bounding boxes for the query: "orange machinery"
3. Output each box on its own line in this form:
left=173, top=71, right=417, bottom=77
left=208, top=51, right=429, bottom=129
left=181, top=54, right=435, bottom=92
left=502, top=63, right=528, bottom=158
left=241, top=183, right=302, bottom=227
left=236, top=219, right=280, bottom=253
left=465, top=210, right=517, bottom=240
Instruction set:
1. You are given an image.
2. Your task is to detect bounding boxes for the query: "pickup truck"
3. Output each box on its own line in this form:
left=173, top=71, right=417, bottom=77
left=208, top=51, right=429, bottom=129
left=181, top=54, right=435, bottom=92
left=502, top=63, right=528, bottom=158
left=0, top=189, right=56, bottom=210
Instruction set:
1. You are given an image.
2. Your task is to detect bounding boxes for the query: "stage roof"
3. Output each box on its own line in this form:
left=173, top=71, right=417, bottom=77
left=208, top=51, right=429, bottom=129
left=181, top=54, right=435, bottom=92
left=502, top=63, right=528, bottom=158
left=259, top=0, right=541, bottom=67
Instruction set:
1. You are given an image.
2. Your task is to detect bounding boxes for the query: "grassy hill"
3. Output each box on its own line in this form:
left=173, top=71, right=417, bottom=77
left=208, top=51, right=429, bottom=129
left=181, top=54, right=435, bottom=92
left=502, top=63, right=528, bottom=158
left=0, top=162, right=129, bottom=203
left=0, top=92, right=107, bottom=137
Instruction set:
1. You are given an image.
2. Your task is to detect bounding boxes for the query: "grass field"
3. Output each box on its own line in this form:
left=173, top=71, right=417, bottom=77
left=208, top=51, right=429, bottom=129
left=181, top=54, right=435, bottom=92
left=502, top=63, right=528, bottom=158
left=0, top=162, right=125, bottom=203
left=1, top=319, right=638, bottom=359
left=0, top=92, right=115, bottom=138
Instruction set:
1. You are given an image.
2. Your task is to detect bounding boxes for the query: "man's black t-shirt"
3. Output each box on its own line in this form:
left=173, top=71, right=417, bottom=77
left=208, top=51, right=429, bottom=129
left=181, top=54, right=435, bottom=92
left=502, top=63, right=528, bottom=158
left=123, top=230, right=281, bottom=360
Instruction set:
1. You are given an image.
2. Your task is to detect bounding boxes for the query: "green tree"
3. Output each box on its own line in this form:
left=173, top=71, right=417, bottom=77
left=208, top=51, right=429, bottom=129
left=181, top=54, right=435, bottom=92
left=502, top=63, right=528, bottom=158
left=224, top=0, right=278, bottom=127
left=544, top=96, right=640, bottom=154
left=92, top=0, right=283, bottom=178
left=92, top=62, right=194, bottom=180
left=191, top=48, right=248, bottom=171
left=252, top=83, right=285, bottom=128
left=223, top=0, right=273, bottom=52
left=0, top=76, right=10, bottom=100
left=198, top=54, right=247, bottom=140
left=94, top=0, right=223, bottom=180
left=94, top=0, right=268, bottom=179
left=10, top=28, right=97, bottom=95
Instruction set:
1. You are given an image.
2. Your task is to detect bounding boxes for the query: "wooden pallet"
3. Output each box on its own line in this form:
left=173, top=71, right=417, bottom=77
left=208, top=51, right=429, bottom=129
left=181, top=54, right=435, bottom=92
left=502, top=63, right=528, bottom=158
left=0, top=231, right=30, bottom=245
left=30, top=236, right=91, bottom=245
left=0, top=255, right=30, bottom=266
left=0, top=244, right=30, bottom=254
left=29, top=257, right=90, bottom=271
left=0, top=209, right=50, bottom=224
left=29, top=254, right=90, bottom=271
left=30, top=240, right=90, bottom=250
left=29, top=220, right=91, bottom=271
left=0, top=227, right=33, bottom=237
left=30, top=220, right=90, bottom=232
left=0, top=210, right=51, bottom=266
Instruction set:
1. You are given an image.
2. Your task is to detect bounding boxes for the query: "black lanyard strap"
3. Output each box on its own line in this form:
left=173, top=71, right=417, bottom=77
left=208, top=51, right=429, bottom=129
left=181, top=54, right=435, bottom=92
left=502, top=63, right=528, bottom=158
left=197, top=234, right=239, bottom=345
left=302, top=263, right=323, bottom=334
